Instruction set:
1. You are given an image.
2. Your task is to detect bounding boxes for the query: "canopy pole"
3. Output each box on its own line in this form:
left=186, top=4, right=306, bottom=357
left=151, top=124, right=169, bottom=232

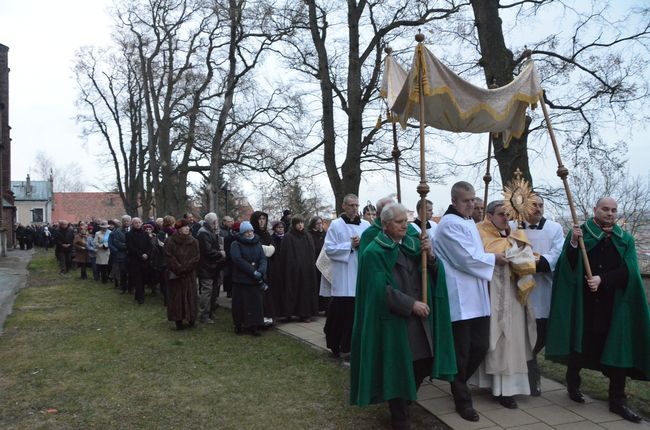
left=482, top=133, right=493, bottom=220
left=415, top=32, right=429, bottom=304
left=385, top=46, right=402, bottom=203
left=391, top=120, right=402, bottom=204
left=539, top=90, right=593, bottom=279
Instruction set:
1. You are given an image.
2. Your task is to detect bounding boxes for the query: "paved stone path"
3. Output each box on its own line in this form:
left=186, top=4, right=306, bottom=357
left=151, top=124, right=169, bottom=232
left=0, top=249, right=33, bottom=333
left=274, top=315, right=649, bottom=430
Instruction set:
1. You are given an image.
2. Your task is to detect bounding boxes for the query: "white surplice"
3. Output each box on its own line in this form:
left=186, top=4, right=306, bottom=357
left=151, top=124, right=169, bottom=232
left=433, top=213, right=495, bottom=322
left=410, top=219, right=438, bottom=246
left=319, top=217, right=370, bottom=297
left=513, top=219, right=565, bottom=319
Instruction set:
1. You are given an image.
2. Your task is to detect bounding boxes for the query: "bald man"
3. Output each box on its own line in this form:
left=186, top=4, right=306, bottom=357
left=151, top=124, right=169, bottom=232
left=546, top=197, right=650, bottom=423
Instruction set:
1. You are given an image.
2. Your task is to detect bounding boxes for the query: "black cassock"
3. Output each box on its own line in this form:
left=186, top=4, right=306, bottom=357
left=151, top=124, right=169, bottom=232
left=277, top=229, right=319, bottom=319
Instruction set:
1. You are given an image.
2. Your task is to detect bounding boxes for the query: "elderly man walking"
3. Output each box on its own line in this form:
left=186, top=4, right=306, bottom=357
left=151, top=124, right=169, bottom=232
left=197, top=212, right=226, bottom=324
left=546, top=196, right=650, bottom=423
left=350, top=203, right=456, bottom=430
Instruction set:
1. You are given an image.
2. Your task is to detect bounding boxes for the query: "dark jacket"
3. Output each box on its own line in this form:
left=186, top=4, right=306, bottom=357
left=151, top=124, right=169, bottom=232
left=230, top=233, right=267, bottom=285
left=196, top=223, right=225, bottom=279
left=126, top=228, right=153, bottom=264
left=53, top=226, right=75, bottom=253
left=109, top=227, right=129, bottom=262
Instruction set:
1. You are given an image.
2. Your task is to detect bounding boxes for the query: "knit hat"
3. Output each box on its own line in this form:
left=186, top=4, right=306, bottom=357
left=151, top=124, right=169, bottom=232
left=239, top=221, right=254, bottom=233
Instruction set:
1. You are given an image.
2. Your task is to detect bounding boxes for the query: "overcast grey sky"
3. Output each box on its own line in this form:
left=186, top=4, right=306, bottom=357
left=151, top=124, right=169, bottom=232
left=1, top=0, right=648, bottom=217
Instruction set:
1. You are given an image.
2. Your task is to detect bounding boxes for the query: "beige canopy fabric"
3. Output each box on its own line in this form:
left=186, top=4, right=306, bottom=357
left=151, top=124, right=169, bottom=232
left=390, top=44, right=543, bottom=146
left=380, top=53, right=408, bottom=110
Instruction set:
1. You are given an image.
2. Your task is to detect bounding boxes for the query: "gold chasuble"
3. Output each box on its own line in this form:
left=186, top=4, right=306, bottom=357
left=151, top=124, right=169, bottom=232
left=473, top=222, right=537, bottom=393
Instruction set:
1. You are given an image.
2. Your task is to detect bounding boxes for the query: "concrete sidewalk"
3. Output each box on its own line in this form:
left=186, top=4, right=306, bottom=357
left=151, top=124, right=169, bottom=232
left=0, top=248, right=34, bottom=333
left=274, top=315, right=649, bottom=430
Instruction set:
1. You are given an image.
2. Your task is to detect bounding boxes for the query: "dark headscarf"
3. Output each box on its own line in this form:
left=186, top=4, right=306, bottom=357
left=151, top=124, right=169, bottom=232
left=250, top=211, right=272, bottom=245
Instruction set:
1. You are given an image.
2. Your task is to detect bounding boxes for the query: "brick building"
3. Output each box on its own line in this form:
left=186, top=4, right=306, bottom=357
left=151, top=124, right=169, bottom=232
left=51, top=192, right=127, bottom=224
left=0, top=43, right=16, bottom=250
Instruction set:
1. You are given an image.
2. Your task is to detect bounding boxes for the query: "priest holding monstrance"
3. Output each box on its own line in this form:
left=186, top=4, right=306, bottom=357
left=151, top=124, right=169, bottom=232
left=471, top=176, right=539, bottom=410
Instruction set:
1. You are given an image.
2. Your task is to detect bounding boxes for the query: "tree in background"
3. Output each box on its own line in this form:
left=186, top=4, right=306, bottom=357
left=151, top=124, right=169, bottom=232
left=33, top=151, right=85, bottom=193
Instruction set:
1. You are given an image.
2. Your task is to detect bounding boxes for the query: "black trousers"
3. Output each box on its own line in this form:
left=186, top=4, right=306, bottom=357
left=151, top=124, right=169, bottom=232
left=532, top=318, right=547, bottom=356
left=450, top=316, right=490, bottom=408
left=324, top=297, right=355, bottom=354
left=566, top=352, right=627, bottom=405
left=388, top=357, right=434, bottom=430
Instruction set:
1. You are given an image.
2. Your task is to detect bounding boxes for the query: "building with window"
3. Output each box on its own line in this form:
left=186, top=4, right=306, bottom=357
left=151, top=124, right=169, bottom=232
left=11, top=175, right=54, bottom=226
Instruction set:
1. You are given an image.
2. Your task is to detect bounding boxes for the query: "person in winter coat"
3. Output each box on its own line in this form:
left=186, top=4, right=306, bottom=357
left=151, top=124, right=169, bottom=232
left=94, top=220, right=112, bottom=283
left=230, top=221, right=267, bottom=336
left=73, top=222, right=91, bottom=280
left=109, top=215, right=131, bottom=293
left=126, top=217, right=153, bottom=304
left=278, top=216, right=319, bottom=321
left=265, top=220, right=285, bottom=320
left=164, top=219, right=200, bottom=330
left=308, top=216, right=328, bottom=314
left=53, top=220, right=75, bottom=274
left=196, top=212, right=226, bottom=324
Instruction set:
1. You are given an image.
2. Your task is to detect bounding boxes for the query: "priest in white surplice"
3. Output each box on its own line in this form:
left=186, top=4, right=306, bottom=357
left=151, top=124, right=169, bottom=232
left=433, top=181, right=508, bottom=423
left=519, top=195, right=564, bottom=396
left=321, top=194, right=370, bottom=358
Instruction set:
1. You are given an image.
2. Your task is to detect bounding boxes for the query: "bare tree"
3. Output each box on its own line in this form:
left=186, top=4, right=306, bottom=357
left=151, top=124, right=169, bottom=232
left=74, top=45, right=146, bottom=216
left=33, top=151, right=85, bottom=193
left=282, top=1, right=464, bottom=211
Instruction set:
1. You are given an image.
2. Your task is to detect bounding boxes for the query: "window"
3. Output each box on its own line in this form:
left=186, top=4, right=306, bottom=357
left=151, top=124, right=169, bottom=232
left=32, top=208, right=43, bottom=223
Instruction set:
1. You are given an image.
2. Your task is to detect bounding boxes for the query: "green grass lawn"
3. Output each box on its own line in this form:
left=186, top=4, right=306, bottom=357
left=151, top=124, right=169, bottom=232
left=0, top=250, right=444, bottom=429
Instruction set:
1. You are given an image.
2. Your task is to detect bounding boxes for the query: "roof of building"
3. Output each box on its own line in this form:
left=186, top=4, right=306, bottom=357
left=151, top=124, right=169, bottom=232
left=51, top=192, right=127, bottom=224
left=10, top=180, right=52, bottom=201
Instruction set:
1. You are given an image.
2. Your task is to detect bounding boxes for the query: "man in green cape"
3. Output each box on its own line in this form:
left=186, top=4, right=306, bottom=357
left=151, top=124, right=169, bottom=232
left=546, top=197, right=650, bottom=423
left=350, top=203, right=456, bottom=430
left=359, top=196, right=419, bottom=255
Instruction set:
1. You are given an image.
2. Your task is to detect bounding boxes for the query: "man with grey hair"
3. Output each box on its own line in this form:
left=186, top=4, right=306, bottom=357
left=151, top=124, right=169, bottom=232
left=359, top=195, right=418, bottom=254
left=109, top=214, right=132, bottom=293
left=474, top=199, right=537, bottom=409
left=434, top=181, right=507, bottom=422
left=351, top=203, right=456, bottom=429
left=197, top=212, right=226, bottom=323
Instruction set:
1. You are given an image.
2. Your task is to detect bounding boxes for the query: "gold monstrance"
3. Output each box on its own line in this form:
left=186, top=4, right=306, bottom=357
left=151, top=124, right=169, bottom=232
left=503, top=168, right=536, bottom=228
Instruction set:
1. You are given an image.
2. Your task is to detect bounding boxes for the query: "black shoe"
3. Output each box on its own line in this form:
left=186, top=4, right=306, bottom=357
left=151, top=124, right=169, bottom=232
left=250, top=328, right=261, bottom=337
left=609, top=404, right=642, bottom=423
left=455, top=406, right=479, bottom=422
left=175, top=321, right=185, bottom=330
left=568, top=390, right=585, bottom=403
left=234, top=325, right=242, bottom=335
left=496, top=395, right=518, bottom=409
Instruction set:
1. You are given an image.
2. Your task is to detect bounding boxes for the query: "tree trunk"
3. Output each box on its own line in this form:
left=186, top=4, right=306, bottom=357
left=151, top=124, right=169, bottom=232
left=471, top=0, right=533, bottom=187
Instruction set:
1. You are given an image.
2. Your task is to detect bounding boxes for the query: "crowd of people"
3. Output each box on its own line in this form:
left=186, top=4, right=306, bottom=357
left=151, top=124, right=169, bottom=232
left=15, top=182, right=650, bottom=429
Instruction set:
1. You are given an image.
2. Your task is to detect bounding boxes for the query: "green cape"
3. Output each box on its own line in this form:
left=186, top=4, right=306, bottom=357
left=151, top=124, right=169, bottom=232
left=545, top=218, right=650, bottom=380
left=358, top=217, right=420, bottom=256
left=350, top=232, right=457, bottom=406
